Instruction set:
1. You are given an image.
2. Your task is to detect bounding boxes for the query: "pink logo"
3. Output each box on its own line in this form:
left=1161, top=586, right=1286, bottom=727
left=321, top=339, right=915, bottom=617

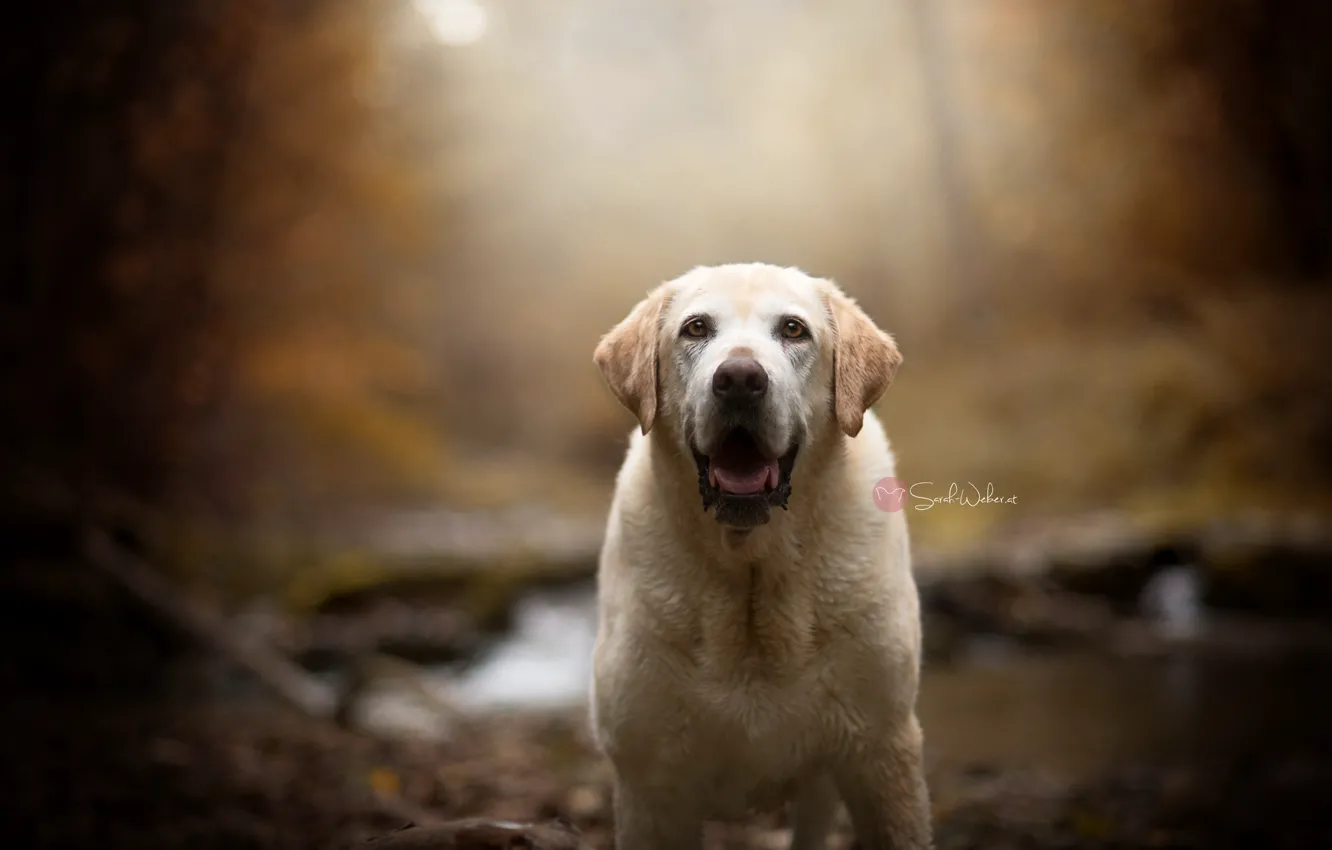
left=873, top=477, right=908, bottom=512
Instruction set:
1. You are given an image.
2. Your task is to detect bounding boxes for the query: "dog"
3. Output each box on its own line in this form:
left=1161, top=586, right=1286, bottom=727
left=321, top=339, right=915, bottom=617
left=589, top=263, right=931, bottom=850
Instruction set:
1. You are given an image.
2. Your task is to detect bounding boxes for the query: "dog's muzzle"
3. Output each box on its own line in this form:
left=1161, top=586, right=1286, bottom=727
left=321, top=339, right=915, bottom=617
left=692, top=427, right=798, bottom=528
left=689, top=356, right=799, bottom=527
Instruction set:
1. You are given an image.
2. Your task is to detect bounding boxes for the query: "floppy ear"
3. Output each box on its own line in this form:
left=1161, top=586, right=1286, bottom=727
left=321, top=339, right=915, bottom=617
left=593, top=286, right=673, bottom=435
left=826, top=286, right=903, bottom=437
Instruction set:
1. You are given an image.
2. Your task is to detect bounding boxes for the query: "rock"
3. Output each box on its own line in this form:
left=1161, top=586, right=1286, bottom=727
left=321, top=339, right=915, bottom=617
left=564, top=786, right=604, bottom=820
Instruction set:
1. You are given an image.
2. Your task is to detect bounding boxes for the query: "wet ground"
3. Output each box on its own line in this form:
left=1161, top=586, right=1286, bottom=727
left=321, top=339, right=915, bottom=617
left=4, top=546, right=1332, bottom=849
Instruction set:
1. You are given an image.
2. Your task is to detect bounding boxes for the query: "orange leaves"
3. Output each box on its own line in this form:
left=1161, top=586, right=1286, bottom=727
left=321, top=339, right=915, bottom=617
left=368, top=766, right=402, bottom=797
left=240, top=329, right=434, bottom=400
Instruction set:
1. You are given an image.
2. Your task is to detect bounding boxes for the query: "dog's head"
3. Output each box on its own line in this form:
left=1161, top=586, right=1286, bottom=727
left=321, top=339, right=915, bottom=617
left=594, top=264, right=901, bottom=528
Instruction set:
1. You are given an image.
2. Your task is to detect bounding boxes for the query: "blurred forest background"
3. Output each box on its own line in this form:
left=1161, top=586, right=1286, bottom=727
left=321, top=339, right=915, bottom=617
left=5, top=2, right=1332, bottom=848
left=2, top=0, right=1331, bottom=599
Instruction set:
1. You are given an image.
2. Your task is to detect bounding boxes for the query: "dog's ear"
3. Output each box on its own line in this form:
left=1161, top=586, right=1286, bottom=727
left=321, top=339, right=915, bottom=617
left=594, top=286, right=673, bottom=435
left=826, top=285, right=903, bottom=437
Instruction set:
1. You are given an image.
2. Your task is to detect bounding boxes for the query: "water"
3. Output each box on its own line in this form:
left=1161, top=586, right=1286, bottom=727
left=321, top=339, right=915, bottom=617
left=1139, top=564, right=1204, bottom=639
left=352, top=585, right=1332, bottom=782
left=349, top=585, right=598, bottom=737
left=440, top=585, right=598, bottom=711
left=920, top=650, right=1332, bottom=776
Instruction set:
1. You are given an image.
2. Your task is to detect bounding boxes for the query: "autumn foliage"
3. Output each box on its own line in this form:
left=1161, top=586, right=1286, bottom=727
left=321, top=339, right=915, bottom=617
left=1, top=0, right=1330, bottom=563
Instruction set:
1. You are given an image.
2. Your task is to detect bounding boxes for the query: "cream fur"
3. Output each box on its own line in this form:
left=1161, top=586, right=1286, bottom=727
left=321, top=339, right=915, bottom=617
left=591, top=264, right=931, bottom=850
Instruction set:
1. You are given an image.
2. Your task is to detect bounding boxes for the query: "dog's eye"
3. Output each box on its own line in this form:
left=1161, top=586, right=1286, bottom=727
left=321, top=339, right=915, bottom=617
left=779, top=318, right=809, bottom=340
left=681, top=318, right=710, bottom=339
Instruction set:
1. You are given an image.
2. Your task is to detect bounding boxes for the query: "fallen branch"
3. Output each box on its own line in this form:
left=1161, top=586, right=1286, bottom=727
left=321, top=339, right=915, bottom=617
left=81, top=530, right=451, bottom=828
left=354, top=819, right=588, bottom=849
left=83, top=529, right=339, bottom=718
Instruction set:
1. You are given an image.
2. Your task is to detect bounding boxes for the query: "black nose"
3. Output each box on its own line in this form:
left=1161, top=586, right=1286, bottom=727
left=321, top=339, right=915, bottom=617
left=712, top=357, right=769, bottom=403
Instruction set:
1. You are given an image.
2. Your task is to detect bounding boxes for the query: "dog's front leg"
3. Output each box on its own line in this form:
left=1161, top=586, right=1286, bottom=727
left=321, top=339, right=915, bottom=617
left=834, top=714, right=933, bottom=850
left=612, top=779, right=704, bottom=850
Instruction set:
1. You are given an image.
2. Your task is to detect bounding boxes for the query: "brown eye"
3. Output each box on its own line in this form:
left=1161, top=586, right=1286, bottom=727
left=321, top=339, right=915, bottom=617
left=780, top=318, right=809, bottom=340
left=681, top=318, right=710, bottom=339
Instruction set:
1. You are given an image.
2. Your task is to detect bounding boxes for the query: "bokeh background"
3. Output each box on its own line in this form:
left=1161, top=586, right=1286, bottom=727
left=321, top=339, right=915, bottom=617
left=3, top=1, right=1332, bottom=848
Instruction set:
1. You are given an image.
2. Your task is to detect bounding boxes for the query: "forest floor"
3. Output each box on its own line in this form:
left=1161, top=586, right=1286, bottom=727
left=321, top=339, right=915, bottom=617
left=4, top=535, right=1332, bottom=850
left=6, top=680, right=1332, bottom=850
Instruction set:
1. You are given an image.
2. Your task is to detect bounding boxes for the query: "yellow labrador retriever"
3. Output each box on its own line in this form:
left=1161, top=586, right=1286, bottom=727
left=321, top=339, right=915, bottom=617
left=591, top=264, right=931, bottom=850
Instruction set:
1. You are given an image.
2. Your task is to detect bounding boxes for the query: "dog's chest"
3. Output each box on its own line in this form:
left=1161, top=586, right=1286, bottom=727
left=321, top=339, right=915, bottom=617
left=669, top=570, right=847, bottom=816
left=688, top=562, right=828, bottom=678
left=676, top=669, right=837, bottom=817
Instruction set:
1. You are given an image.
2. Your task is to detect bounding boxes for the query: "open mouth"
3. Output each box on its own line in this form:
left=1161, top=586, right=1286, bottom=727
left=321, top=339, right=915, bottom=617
left=692, top=427, right=799, bottom=524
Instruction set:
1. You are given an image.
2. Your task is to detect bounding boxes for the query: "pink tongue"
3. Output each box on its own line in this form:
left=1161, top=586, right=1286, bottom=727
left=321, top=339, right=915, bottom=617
left=713, top=460, right=777, bottom=495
